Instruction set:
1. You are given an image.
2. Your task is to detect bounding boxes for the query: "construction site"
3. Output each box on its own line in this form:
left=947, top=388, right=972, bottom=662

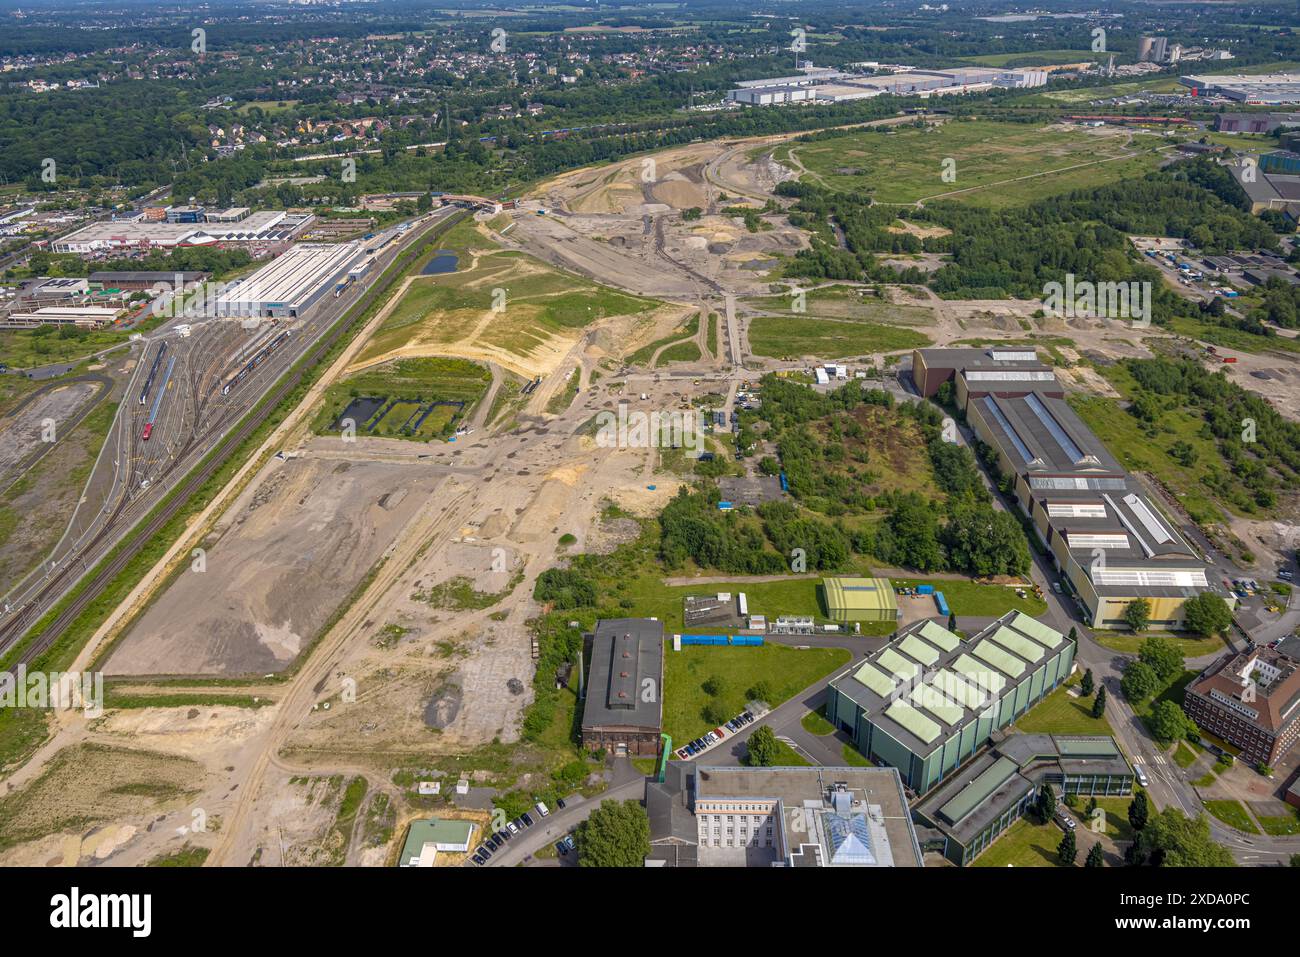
left=3, top=120, right=1300, bottom=870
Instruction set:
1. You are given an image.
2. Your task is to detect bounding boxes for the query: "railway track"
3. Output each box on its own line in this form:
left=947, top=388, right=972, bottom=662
left=0, top=211, right=464, bottom=668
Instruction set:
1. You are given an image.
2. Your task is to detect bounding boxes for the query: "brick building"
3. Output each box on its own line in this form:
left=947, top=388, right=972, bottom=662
left=581, top=618, right=664, bottom=758
left=1184, top=647, right=1300, bottom=768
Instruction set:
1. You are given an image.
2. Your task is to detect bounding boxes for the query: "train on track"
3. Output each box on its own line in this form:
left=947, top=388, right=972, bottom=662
left=221, top=329, right=291, bottom=396
left=142, top=354, right=175, bottom=441
left=138, top=342, right=168, bottom=406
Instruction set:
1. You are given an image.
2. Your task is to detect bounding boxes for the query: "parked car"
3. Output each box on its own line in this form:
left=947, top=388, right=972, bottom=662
left=496, top=829, right=511, bottom=843
left=562, top=835, right=576, bottom=851
left=471, top=853, right=485, bottom=866
left=506, top=820, right=520, bottom=835
left=536, top=801, right=550, bottom=818
left=557, top=797, right=568, bottom=810
left=1055, top=812, right=1076, bottom=832
left=521, top=812, right=535, bottom=827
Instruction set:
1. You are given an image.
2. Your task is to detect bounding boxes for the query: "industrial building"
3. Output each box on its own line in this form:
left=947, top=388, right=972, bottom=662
left=580, top=618, right=665, bottom=758
left=1180, top=73, right=1300, bottom=105
left=1213, top=112, right=1300, bottom=134
left=397, top=818, right=476, bottom=867
left=727, top=65, right=1045, bottom=107
left=913, top=347, right=1221, bottom=630
left=52, top=210, right=306, bottom=254
left=822, top=577, right=898, bottom=624
left=89, top=271, right=209, bottom=292
left=645, top=763, right=923, bottom=867
left=913, top=733, right=1133, bottom=865
left=3, top=306, right=121, bottom=329
left=825, top=612, right=1076, bottom=795
left=213, top=242, right=365, bottom=319
left=1184, top=645, right=1300, bottom=768
left=1228, top=156, right=1300, bottom=215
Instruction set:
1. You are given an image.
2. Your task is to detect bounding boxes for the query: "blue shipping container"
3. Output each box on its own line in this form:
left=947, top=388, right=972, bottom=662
left=917, top=584, right=935, bottom=595
left=934, top=592, right=950, bottom=616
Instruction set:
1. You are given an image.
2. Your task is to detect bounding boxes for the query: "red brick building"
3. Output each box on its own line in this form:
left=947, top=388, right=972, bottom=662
left=1184, top=648, right=1300, bottom=768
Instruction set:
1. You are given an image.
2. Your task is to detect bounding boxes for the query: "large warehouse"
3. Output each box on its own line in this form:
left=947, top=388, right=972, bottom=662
left=580, top=618, right=665, bottom=758
left=825, top=612, right=1076, bottom=795
left=52, top=211, right=293, bottom=254
left=213, top=242, right=365, bottom=319
left=822, top=577, right=898, bottom=624
left=913, top=347, right=1223, bottom=630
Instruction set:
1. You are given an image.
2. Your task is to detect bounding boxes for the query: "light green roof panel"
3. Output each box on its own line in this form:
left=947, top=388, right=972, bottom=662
left=918, top=620, right=960, bottom=652
left=910, top=682, right=964, bottom=725
left=898, top=634, right=940, bottom=668
left=1054, top=736, right=1120, bottom=758
left=933, top=669, right=992, bottom=710
left=972, top=640, right=1026, bottom=678
left=1010, top=612, right=1065, bottom=649
left=938, top=756, right=1021, bottom=826
left=853, top=662, right=897, bottom=698
left=952, top=653, right=1007, bottom=695
left=988, top=625, right=1045, bottom=665
left=885, top=700, right=941, bottom=745
left=878, top=648, right=920, bottom=682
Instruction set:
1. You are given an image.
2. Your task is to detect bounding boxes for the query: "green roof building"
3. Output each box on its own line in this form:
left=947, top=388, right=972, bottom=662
left=913, top=734, right=1133, bottom=865
left=825, top=611, right=1076, bottom=796
left=823, top=577, right=898, bottom=624
left=398, top=818, right=477, bottom=867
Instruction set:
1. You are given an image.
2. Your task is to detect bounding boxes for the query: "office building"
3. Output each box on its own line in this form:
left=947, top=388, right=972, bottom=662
left=645, top=763, right=923, bottom=867
left=1184, top=646, right=1300, bottom=767
left=825, top=613, right=1076, bottom=795
left=397, top=818, right=476, bottom=867
left=580, top=618, right=665, bottom=758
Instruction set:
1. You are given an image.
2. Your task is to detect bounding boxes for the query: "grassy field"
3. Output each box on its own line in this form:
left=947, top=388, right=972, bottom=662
left=971, top=816, right=1069, bottom=867
left=0, top=325, right=136, bottom=370
left=1203, top=799, right=1259, bottom=834
left=745, top=285, right=934, bottom=326
left=662, top=642, right=849, bottom=743
left=801, top=707, right=836, bottom=735
left=1088, top=628, right=1228, bottom=657
left=1014, top=679, right=1113, bottom=736
left=1069, top=362, right=1261, bottom=526
left=360, top=226, right=661, bottom=366
left=623, top=575, right=831, bottom=631
left=747, top=315, right=929, bottom=359
left=628, top=312, right=699, bottom=367
left=313, top=356, right=490, bottom=440
left=1254, top=806, right=1300, bottom=836
left=1167, top=314, right=1300, bottom=357
left=886, top=578, right=1048, bottom=617
left=782, top=119, right=1165, bottom=206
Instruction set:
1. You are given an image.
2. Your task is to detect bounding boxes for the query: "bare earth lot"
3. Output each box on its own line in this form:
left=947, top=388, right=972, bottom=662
left=106, top=453, right=446, bottom=677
